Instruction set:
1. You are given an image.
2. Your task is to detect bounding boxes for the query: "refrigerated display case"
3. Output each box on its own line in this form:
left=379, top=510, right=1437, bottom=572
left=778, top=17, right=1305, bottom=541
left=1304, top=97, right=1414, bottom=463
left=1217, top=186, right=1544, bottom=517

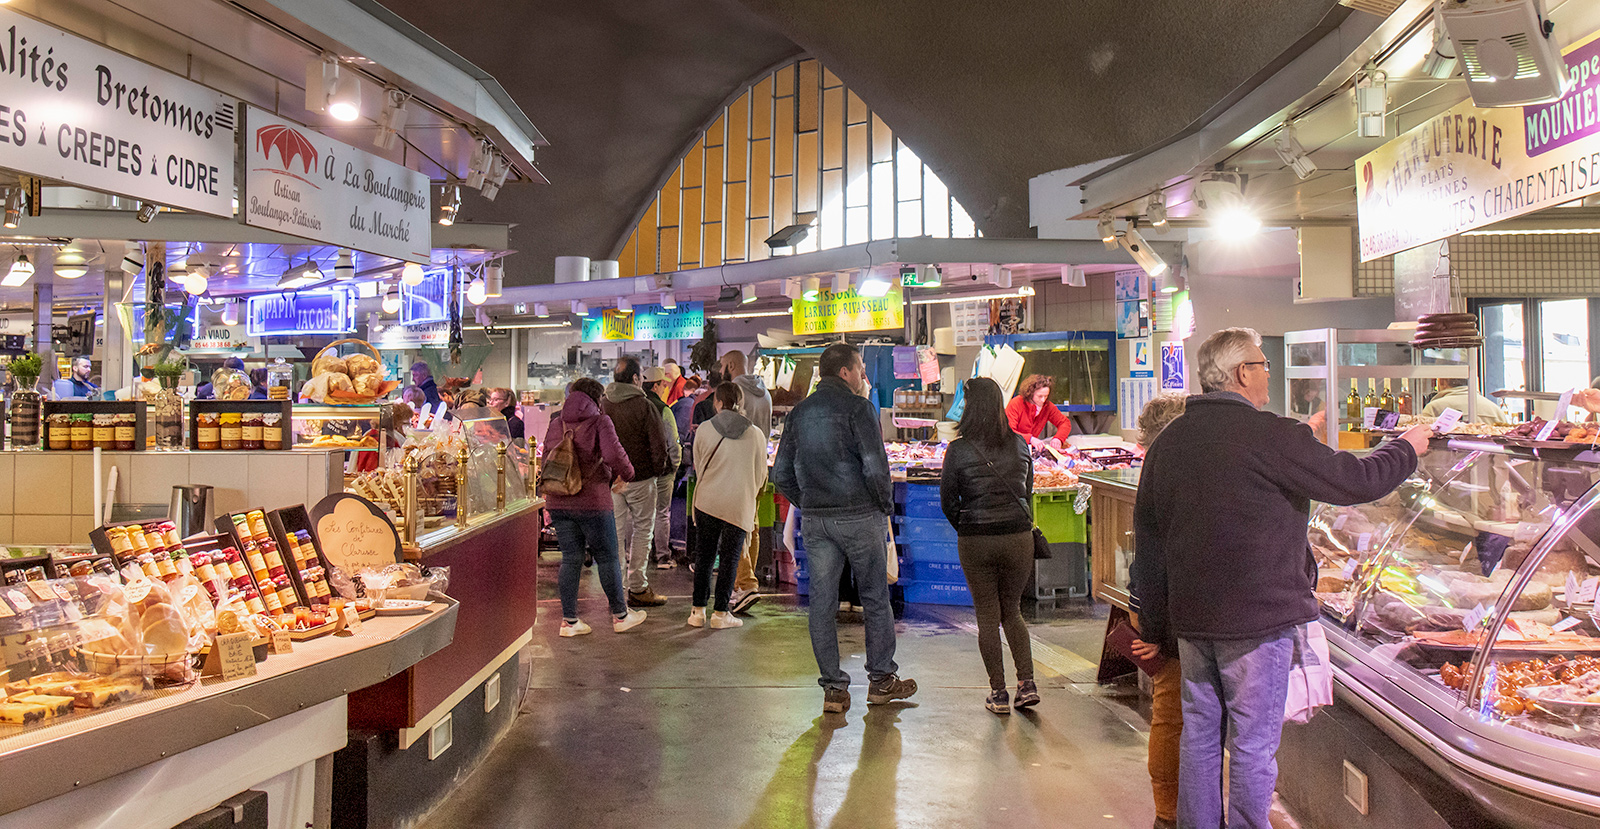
left=1285, top=328, right=1477, bottom=446
left=1309, top=437, right=1600, bottom=826
left=291, top=404, right=389, bottom=464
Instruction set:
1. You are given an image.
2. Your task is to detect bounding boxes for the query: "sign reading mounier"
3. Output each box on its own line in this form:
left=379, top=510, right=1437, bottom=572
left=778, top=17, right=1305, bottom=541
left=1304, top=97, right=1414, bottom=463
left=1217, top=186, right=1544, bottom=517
left=581, top=302, right=705, bottom=342
left=1357, top=29, right=1600, bottom=261
left=791, top=285, right=904, bottom=335
left=241, top=106, right=430, bottom=262
left=0, top=7, right=235, bottom=217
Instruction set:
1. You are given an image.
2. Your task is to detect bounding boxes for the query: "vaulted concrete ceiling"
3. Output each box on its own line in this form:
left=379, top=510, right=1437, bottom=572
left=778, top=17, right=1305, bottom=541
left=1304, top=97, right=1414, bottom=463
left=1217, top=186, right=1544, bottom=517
left=376, top=0, right=1347, bottom=285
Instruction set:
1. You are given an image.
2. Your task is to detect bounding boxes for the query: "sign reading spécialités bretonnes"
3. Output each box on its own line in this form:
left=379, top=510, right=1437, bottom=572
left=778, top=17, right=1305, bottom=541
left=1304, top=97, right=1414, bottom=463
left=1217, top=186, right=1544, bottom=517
left=1357, top=29, right=1600, bottom=262
left=0, top=7, right=235, bottom=217
left=241, top=106, right=430, bottom=263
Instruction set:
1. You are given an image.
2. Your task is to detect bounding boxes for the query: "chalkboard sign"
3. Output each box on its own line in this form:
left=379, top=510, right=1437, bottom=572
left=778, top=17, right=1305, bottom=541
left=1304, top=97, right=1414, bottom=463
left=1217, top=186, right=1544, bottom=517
left=309, top=493, right=402, bottom=575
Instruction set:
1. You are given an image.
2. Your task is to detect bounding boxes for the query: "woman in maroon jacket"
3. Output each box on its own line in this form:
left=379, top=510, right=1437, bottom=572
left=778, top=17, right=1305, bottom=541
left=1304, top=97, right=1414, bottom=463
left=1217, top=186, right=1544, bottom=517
left=544, top=378, right=648, bottom=637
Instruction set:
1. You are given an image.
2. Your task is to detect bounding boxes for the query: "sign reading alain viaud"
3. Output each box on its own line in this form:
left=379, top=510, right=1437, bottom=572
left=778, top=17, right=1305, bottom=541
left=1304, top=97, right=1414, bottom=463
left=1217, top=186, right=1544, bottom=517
left=0, top=7, right=235, bottom=217
left=1357, top=28, right=1600, bottom=261
left=241, top=106, right=431, bottom=263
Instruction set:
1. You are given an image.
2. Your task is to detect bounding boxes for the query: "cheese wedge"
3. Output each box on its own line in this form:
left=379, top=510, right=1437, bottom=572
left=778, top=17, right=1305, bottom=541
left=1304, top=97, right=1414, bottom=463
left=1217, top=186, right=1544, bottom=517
left=18, top=694, right=74, bottom=717
left=0, top=701, right=47, bottom=724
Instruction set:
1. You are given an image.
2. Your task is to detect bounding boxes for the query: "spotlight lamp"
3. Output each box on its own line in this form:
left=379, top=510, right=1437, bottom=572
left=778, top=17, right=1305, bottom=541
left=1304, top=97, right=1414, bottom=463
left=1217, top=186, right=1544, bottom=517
left=465, top=141, right=492, bottom=190
left=334, top=249, right=355, bottom=281
left=481, top=155, right=511, bottom=201
left=660, top=292, right=677, bottom=310
left=327, top=65, right=361, bottom=121
left=484, top=262, right=503, bottom=297
left=401, top=261, right=426, bottom=286
left=534, top=303, right=549, bottom=318
left=1147, top=192, right=1167, bottom=230
left=572, top=300, right=588, bottom=317
left=858, top=269, right=892, bottom=298
left=221, top=300, right=240, bottom=326
left=1119, top=226, right=1168, bottom=278
left=616, top=296, right=633, bottom=314
left=1097, top=212, right=1117, bottom=250
left=437, top=184, right=461, bottom=226
left=1355, top=66, right=1388, bottom=139
left=136, top=201, right=158, bottom=223
left=1193, top=171, right=1261, bottom=239
left=1, top=254, right=33, bottom=287
left=1272, top=121, right=1318, bottom=180
left=1062, top=265, right=1087, bottom=287
left=3, top=189, right=20, bottom=229
left=1421, top=23, right=1457, bottom=80
left=375, top=88, right=410, bottom=150
left=382, top=284, right=401, bottom=315
left=765, top=224, right=811, bottom=255
left=741, top=283, right=757, bottom=304
left=801, top=276, right=821, bottom=302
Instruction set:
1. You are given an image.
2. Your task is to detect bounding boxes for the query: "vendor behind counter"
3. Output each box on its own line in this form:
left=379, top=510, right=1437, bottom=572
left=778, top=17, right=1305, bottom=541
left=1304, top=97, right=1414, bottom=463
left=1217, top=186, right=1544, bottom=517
left=1006, top=373, right=1071, bottom=451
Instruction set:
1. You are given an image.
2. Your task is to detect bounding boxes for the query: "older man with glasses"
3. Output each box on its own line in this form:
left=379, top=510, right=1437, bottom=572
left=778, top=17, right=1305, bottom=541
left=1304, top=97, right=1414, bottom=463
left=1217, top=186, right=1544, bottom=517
left=1129, top=327, right=1430, bottom=829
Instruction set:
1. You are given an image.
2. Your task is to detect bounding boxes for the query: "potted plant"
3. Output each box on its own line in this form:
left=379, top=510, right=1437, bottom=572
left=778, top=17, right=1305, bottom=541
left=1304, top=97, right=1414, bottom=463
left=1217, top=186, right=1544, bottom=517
left=150, top=358, right=188, bottom=390
left=6, top=351, right=43, bottom=449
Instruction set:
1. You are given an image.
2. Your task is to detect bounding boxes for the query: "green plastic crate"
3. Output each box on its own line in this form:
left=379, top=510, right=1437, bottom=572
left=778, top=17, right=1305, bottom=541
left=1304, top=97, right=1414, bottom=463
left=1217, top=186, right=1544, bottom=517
left=1034, top=491, right=1087, bottom=544
left=758, top=482, right=777, bottom=527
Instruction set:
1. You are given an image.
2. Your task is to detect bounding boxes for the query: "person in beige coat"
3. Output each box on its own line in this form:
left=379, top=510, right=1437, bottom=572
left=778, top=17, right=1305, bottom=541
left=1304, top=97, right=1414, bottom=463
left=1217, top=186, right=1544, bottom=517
left=688, top=383, right=769, bottom=629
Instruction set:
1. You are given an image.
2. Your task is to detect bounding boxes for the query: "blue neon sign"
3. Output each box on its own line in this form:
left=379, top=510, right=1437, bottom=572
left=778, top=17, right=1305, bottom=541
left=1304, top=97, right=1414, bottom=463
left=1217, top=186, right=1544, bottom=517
left=401, top=269, right=452, bottom=325
left=246, top=290, right=353, bottom=336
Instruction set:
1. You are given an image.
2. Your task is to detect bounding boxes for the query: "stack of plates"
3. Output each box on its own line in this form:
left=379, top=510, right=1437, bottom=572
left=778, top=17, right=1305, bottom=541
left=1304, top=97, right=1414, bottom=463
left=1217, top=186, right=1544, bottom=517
left=1411, top=312, right=1483, bottom=349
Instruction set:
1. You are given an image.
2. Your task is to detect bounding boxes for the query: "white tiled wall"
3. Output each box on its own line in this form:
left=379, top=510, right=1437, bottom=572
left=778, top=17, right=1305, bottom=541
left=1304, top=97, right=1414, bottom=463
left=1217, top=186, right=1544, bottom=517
left=2, top=450, right=345, bottom=544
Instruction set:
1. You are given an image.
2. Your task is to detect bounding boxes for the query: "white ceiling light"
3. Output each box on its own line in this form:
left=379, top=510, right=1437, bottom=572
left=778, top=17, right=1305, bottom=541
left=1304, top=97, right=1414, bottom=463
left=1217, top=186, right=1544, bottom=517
left=484, top=262, right=503, bottom=297
left=741, top=283, right=757, bottom=304
left=327, top=63, right=361, bottom=121
left=571, top=300, right=588, bottom=316
left=278, top=260, right=323, bottom=289
left=708, top=309, right=792, bottom=320
left=1062, top=265, right=1087, bottom=287
left=1355, top=65, right=1388, bottom=138
left=660, top=291, right=676, bottom=309
left=334, top=249, right=355, bottom=281
left=375, top=88, right=410, bottom=150
left=1193, top=172, right=1261, bottom=239
left=801, top=276, right=821, bottom=301
left=54, top=264, right=87, bottom=279
left=3, top=189, right=20, bottom=229
left=858, top=269, right=892, bottom=297
left=465, top=141, right=492, bottom=190
left=401, top=261, right=426, bottom=286
left=466, top=277, right=487, bottom=305
left=1147, top=192, right=1167, bottom=231
left=1097, top=212, right=1116, bottom=249
left=1421, top=22, right=1458, bottom=79
left=1, top=254, right=33, bottom=287
left=1119, top=226, right=1169, bottom=277
left=481, top=155, right=511, bottom=201
left=437, top=184, right=461, bottom=226
left=382, top=284, right=401, bottom=315
left=782, top=278, right=802, bottom=300
left=185, top=268, right=209, bottom=295
left=832, top=272, right=851, bottom=293
left=908, top=289, right=1034, bottom=307
left=1273, top=121, right=1318, bottom=180
left=221, top=301, right=240, bottom=326
left=1440, top=0, right=1568, bottom=107
left=534, top=302, right=549, bottom=318
left=616, top=296, right=633, bottom=314
left=991, top=266, right=1013, bottom=289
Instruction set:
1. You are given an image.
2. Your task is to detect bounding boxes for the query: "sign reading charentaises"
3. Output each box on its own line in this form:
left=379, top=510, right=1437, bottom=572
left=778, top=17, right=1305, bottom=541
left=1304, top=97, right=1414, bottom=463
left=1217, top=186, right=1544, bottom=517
left=1357, top=29, right=1600, bottom=261
left=0, top=7, right=235, bottom=217
left=241, top=106, right=430, bottom=263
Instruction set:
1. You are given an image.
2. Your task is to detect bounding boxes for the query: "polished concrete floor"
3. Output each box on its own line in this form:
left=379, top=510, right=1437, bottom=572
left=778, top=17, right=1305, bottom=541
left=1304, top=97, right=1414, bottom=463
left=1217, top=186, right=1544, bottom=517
left=419, top=556, right=1160, bottom=829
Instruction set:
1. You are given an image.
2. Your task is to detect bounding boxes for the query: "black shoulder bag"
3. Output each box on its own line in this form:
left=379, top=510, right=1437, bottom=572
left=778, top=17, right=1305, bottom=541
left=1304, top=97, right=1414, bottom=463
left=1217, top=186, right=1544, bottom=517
left=976, top=446, right=1052, bottom=560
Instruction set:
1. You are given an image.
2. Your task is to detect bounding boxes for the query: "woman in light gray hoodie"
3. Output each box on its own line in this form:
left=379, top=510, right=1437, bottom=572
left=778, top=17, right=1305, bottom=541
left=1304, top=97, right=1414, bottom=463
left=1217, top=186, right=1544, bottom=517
left=689, top=382, right=769, bottom=629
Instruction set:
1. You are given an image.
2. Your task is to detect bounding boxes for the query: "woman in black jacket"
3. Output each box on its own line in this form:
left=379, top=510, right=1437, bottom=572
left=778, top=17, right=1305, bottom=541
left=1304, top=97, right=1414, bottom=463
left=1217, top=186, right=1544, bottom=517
left=940, top=377, right=1037, bottom=714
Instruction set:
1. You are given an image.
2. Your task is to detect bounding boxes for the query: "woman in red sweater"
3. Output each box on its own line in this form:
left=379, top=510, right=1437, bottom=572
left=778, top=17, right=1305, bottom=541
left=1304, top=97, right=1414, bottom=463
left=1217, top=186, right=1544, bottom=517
left=1005, top=374, right=1070, bottom=451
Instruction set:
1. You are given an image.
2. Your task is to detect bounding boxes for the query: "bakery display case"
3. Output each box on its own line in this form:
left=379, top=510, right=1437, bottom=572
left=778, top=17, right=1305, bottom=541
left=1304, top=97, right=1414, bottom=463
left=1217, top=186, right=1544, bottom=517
left=291, top=403, right=388, bottom=461
left=1311, top=438, right=1600, bottom=826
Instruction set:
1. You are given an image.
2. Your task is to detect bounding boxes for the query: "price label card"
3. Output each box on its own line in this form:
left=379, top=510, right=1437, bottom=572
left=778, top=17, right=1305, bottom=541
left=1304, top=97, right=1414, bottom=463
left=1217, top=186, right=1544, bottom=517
left=1433, top=408, right=1463, bottom=434
left=24, top=581, right=55, bottom=604
left=1333, top=514, right=1349, bottom=531
left=1554, top=616, right=1585, bottom=632
left=1357, top=532, right=1373, bottom=552
left=1362, top=407, right=1378, bottom=430
left=1463, top=602, right=1492, bottom=631
left=6, top=590, right=32, bottom=612
left=1567, top=571, right=1580, bottom=603
left=1341, top=558, right=1359, bottom=580
left=212, top=631, right=257, bottom=681
left=342, top=605, right=363, bottom=633
left=1459, top=542, right=1474, bottom=565
left=1559, top=387, right=1577, bottom=421
left=1581, top=576, right=1600, bottom=603
left=269, top=630, right=293, bottom=655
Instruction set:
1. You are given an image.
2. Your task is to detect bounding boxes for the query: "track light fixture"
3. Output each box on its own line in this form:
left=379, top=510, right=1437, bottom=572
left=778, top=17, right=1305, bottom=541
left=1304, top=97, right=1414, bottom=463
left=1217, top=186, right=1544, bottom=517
left=334, top=249, right=355, bottom=281
left=534, top=303, right=549, bottom=318
left=306, top=54, right=360, bottom=121
left=1119, top=226, right=1168, bottom=278
left=221, top=300, right=240, bottom=326
left=382, top=283, right=401, bottom=315
left=1098, top=212, right=1116, bottom=250
left=832, top=272, right=851, bottom=293
left=571, top=300, right=588, bottom=316
left=136, top=201, right=158, bottom=223
left=465, top=141, right=492, bottom=190
left=1355, top=65, right=1388, bottom=139
left=1, top=254, right=33, bottom=287
left=375, top=88, right=410, bottom=150
left=481, top=155, right=511, bottom=201
left=1147, top=191, right=1168, bottom=230
left=3, top=189, right=20, bottom=229
left=437, top=184, right=461, bottom=226
left=1272, top=121, right=1317, bottom=180
left=1421, top=23, right=1457, bottom=80
left=660, top=292, right=676, bottom=310
left=616, top=297, right=633, bottom=314
left=801, top=276, right=821, bottom=301
left=1193, top=171, right=1261, bottom=239
left=741, top=284, right=757, bottom=304
left=1062, top=265, right=1087, bottom=287
left=484, top=262, right=503, bottom=297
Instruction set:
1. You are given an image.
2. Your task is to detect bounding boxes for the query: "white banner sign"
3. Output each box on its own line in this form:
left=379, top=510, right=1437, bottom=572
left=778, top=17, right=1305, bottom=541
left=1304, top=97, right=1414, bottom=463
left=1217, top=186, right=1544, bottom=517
left=373, top=321, right=450, bottom=349
left=241, top=107, right=430, bottom=262
left=189, top=324, right=255, bottom=353
left=0, top=7, right=235, bottom=216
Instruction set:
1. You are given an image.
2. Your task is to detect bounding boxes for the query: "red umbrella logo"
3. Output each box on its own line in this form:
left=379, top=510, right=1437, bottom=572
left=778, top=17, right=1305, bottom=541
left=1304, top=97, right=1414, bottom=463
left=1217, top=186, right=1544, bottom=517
left=256, top=124, right=320, bottom=186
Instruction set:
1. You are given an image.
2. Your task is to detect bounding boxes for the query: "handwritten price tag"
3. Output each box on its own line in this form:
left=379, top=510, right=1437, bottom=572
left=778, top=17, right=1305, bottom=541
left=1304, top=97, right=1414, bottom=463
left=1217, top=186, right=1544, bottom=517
left=269, top=630, right=293, bottom=655
left=342, top=605, right=363, bottom=633
left=1433, top=408, right=1462, bottom=434
left=214, top=632, right=257, bottom=681
left=1362, top=407, right=1378, bottom=430
left=1357, top=532, right=1373, bottom=552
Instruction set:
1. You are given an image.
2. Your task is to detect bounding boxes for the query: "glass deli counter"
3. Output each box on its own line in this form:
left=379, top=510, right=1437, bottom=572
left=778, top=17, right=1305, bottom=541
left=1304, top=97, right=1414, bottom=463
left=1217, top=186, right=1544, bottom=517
left=1312, top=438, right=1600, bottom=826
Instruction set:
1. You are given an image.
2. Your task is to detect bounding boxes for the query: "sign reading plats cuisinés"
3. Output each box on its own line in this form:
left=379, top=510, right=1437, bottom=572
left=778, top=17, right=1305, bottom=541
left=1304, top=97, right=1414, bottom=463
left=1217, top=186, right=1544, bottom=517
left=242, top=106, right=430, bottom=262
left=0, top=7, right=235, bottom=217
left=792, top=285, right=904, bottom=335
left=1356, top=29, right=1600, bottom=261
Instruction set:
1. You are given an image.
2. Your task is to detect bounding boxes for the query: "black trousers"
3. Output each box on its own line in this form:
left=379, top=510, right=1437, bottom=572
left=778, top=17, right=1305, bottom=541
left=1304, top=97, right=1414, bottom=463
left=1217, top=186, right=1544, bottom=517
left=693, top=510, right=748, bottom=612
left=957, top=532, right=1035, bottom=690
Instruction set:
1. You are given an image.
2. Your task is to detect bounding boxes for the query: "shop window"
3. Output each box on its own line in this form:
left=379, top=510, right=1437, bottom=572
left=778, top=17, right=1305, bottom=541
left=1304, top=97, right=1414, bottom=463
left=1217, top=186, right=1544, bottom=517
left=1539, top=299, right=1589, bottom=393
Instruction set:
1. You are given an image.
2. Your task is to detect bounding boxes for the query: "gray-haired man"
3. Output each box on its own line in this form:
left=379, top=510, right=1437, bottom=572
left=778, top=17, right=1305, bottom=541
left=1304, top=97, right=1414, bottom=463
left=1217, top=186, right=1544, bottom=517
left=1130, top=327, right=1428, bottom=829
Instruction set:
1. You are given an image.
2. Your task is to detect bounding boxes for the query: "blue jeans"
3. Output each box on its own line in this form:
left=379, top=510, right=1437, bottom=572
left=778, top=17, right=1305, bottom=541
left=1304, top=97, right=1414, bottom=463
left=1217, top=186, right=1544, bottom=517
left=801, top=512, right=897, bottom=689
left=550, top=509, right=628, bottom=621
left=1176, top=631, right=1295, bottom=829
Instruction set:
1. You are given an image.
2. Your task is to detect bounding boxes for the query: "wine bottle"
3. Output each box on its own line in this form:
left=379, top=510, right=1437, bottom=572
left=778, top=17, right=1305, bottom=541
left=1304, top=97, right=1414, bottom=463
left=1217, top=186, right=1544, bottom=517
left=1346, top=384, right=1361, bottom=431
left=1379, top=381, right=1394, bottom=413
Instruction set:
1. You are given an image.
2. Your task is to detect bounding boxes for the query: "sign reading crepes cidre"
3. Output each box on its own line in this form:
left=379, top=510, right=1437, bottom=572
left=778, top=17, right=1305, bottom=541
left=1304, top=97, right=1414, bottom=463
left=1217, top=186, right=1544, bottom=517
left=791, top=286, right=904, bottom=335
left=1357, top=29, right=1600, bottom=261
left=242, top=107, right=431, bottom=262
left=0, top=7, right=235, bottom=217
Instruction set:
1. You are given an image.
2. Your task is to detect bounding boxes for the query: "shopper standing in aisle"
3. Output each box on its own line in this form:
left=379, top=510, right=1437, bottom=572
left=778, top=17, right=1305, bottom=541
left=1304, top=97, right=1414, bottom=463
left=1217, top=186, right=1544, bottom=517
left=643, top=366, right=684, bottom=570
left=722, top=350, right=772, bottom=614
left=1006, top=374, right=1070, bottom=452
left=688, top=382, right=767, bottom=629
left=543, top=378, right=647, bottom=636
left=663, top=359, right=688, bottom=405
left=488, top=387, right=524, bottom=441
left=603, top=357, right=672, bottom=608
left=1133, top=327, right=1427, bottom=829
left=1126, top=391, right=1189, bottom=829
left=939, top=377, right=1038, bottom=715
left=773, top=342, right=916, bottom=714
left=410, top=361, right=443, bottom=409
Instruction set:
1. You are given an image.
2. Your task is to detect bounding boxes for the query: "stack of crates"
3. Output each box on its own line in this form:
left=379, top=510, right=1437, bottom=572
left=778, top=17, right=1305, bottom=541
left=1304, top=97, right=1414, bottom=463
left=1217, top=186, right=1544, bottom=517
left=894, top=483, right=973, bottom=606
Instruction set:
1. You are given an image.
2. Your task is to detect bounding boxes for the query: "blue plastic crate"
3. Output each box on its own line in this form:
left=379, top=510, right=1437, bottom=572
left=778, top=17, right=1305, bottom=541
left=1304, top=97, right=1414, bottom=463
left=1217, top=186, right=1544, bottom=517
left=901, top=578, right=974, bottom=606
left=894, top=516, right=957, bottom=543
left=900, top=500, right=945, bottom=520
left=796, top=574, right=809, bottom=596
left=902, top=483, right=940, bottom=504
left=907, top=559, right=965, bottom=584
left=900, top=540, right=960, bottom=564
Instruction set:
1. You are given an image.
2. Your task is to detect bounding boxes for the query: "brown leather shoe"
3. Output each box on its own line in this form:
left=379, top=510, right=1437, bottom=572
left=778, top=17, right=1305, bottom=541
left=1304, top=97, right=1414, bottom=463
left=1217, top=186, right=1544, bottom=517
left=628, top=588, right=667, bottom=607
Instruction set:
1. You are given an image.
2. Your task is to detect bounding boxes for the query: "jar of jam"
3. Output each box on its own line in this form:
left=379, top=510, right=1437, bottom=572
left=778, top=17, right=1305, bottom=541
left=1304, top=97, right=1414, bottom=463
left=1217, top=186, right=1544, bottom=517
left=46, top=413, right=71, bottom=450
left=219, top=412, right=242, bottom=450
left=196, top=411, right=220, bottom=450
left=241, top=411, right=263, bottom=450
left=262, top=413, right=283, bottom=449
left=115, top=412, right=136, bottom=450
left=92, top=413, right=115, bottom=449
left=70, top=413, right=93, bottom=450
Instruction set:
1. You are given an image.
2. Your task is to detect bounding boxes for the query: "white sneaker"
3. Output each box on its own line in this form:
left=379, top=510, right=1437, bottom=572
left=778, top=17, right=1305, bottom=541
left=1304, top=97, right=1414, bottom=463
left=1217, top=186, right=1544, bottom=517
left=687, top=607, right=707, bottom=628
left=613, top=609, right=647, bottom=632
left=559, top=619, right=592, bottom=637
left=709, top=611, right=744, bottom=629
left=730, top=589, right=761, bottom=614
